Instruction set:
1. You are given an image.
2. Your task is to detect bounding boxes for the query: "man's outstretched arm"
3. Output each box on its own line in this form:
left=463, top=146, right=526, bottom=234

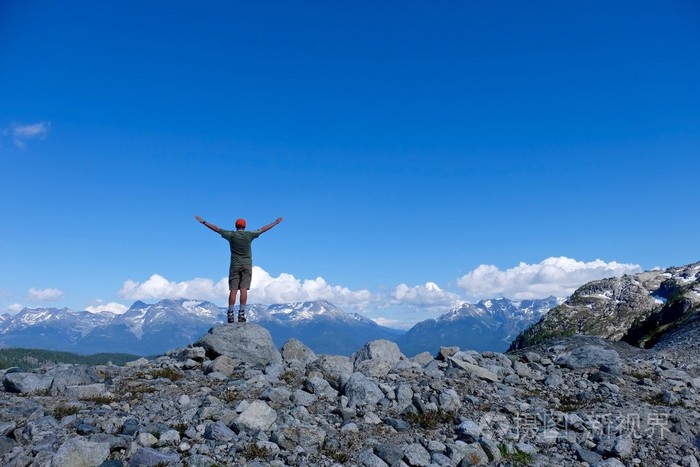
left=195, top=215, right=222, bottom=233
left=259, top=217, right=283, bottom=233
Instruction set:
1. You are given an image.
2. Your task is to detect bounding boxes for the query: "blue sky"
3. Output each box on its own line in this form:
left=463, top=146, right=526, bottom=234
left=1, top=1, right=699, bottom=328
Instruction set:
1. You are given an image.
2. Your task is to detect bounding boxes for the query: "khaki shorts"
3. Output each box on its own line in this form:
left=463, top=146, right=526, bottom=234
left=229, top=265, right=253, bottom=291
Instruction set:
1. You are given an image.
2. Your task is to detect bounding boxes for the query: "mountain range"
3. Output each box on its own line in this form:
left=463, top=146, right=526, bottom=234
left=13, top=257, right=695, bottom=358
left=395, top=296, right=562, bottom=356
left=0, top=296, right=558, bottom=357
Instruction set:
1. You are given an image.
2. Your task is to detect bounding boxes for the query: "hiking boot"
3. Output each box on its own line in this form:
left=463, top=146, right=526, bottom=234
left=238, top=311, right=247, bottom=323
left=227, top=312, right=235, bottom=324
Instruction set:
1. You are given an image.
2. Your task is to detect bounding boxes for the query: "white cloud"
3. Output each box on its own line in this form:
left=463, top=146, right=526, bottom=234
left=8, top=303, right=23, bottom=313
left=456, top=256, right=643, bottom=300
left=118, top=267, right=374, bottom=309
left=119, top=274, right=227, bottom=302
left=28, top=287, right=64, bottom=301
left=114, top=257, right=643, bottom=329
left=391, top=282, right=464, bottom=310
left=252, top=268, right=374, bottom=309
left=9, top=121, right=51, bottom=149
left=371, top=316, right=411, bottom=329
left=85, top=302, right=129, bottom=314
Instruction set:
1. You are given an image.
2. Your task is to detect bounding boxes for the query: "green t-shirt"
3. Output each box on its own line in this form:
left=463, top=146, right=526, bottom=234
left=220, top=229, right=261, bottom=268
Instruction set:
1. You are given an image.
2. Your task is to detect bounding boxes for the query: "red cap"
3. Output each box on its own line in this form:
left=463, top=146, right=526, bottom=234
left=235, top=218, right=246, bottom=228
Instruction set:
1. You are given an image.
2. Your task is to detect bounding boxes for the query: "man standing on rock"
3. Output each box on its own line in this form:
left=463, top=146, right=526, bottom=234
left=194, top=215, right=283, bottom=324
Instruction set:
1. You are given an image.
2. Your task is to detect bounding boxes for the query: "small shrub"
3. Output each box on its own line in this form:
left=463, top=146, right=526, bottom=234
left=149, top=367, right=182, bottom=381
left=81, top=395, right=114, bottom=404
left=119, top=383, right=157, bottom=400
left=53, top=404, right=80, bottom=419
left=499, top=444, right=534, bottom=466
left=220, top=387, right=242, bottom=403
left=646, top=392, right=684, bottom=407
left=280, top=370, right=302, bottom=386
left=242, top=443, right=273, bottom=460
left=403, top=410, right=455, bottom=429
left=322, top=438, right=355, bottom=463
left=324, top=447, right=351, bottom=463
left=171, top=422, right=188, bottom=437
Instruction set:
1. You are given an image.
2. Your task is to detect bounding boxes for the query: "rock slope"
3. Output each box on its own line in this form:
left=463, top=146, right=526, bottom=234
left=1, top=323, right=699, bottom=466
left=510, top=261, right=700, bottom=351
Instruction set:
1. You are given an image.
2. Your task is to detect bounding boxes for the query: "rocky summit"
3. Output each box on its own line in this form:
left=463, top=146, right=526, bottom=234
left=2, top=323, right=699, bottom=467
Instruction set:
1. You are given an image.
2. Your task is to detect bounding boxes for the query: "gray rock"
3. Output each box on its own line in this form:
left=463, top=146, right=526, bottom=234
left=447, top=358, right=499, bottom=382
left=395, top=383, right=414, bottom=412
left=592, top=459, right=626, bottom=467
left=456, top=419, right=482, bottom=442
left=124, top=357, right=149, bottom=367
left=431, top=452, right=454, bottom=466
left=544, top=373, right=564, bottom=388
left=157, top=429, right=180, bottom=446
left=457, top=442, right=489, bottom=465
left=234, top=400, right=277, bottom=432
left=3, top=372, right=53, bottom=394
left=291, top=388, right=317, bottom=406
left=555, top=345, right=622, bottom=374
left=358, top=447, right=390, bottom=467
left=194, top=323, right=282, bottom=366
left=0, top=422, right=16, bottom=437
left=63, top=383, right=107, bottom=399
left=207, top=355, right=238, bottom=377
left=576, top=447, right=603, bottom=464
left=385, top=417, right=412, bottom=432
left=280, top=338, right=317, bottom=364
left=306, top=355, right=353, bottom=384
left=304, top=375, right=338, bottom=400
left=186, top=454, right=218, bottom=467
left=127, top=447, right=180, bottom=466
left=26, top=415, right=60, bottom=443
left=274, top=424, right=326, bottom=452
left=49, top=365, right=101, bottom=395
left=343, top=372, right=384, bottom=407
left=264, top=386, right=292, bottom=403
left=353, top=339, right=404, bottom=377
left=203, top=420, right=236, bottom=441
left=51, top=437, right=110, bottom=467
left=0, top=436, right=15, bottom=456
left=403, top=443, right=431, bottom=466
left=411, top=352, right=434, bottom=366
left=170, top=345, right=206, bottom=362
left=375, top=443, right=405, bottom=465
left=438, top=388, right=462, bottom=412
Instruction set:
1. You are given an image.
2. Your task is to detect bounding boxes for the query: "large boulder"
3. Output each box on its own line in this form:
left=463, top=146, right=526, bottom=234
left=352, top=339, right=404, bottom=377
left=194, top=323, right=282, bottom=366
left=3, top=372, right=53, bottom=394
left=50, top=365, right=102, bottom=395
left=555, top=345, right=622, bottom=374
left=51, top=437, right=110, bottom=467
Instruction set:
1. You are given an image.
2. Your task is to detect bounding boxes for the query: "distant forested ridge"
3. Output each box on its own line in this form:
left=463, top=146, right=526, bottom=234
left=0, top=348, right=144, bottom=369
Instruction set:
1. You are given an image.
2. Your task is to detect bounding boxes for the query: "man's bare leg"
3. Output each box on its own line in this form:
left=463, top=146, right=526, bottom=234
left=228, top=289, right=238, bottom=323
left=238, top=288, right=248, bottom=322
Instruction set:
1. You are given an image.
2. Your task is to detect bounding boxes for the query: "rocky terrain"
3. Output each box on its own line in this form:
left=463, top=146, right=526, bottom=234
left=509, top=262, right=700, bottom=351
left=2, top=323, right=699, bottom=466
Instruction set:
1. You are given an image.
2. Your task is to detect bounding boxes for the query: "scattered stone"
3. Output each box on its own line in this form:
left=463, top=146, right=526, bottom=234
left=0, top=331, right=697, bottom=467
